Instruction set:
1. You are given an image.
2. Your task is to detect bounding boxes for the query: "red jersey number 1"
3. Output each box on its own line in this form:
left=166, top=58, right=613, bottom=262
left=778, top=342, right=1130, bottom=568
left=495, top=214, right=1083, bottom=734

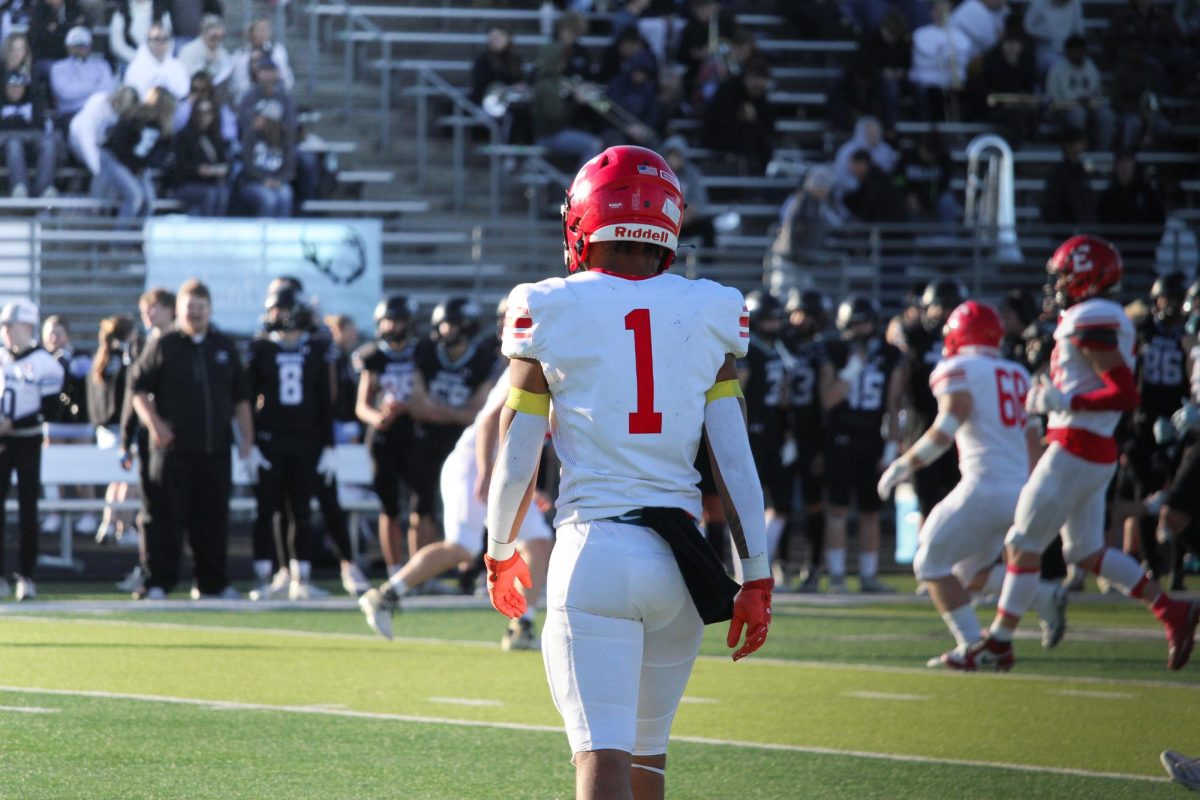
left=625, top=308, right=663, bottom=434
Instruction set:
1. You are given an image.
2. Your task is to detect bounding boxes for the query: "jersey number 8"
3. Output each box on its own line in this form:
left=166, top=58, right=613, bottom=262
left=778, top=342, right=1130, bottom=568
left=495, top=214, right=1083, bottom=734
left=279, top=363, right=303, bottom=406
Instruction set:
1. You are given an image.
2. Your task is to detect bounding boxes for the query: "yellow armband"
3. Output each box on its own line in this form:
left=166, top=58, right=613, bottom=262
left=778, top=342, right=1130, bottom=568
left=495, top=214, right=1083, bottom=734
left=705, top=379, right=743, bottom=404
left=506, top=386, right=550, bottom=417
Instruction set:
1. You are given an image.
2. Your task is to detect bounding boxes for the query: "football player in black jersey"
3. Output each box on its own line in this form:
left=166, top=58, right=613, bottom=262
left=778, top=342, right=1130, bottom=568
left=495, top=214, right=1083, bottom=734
left=784, top=288, right=830, bottom=592
left=1127, top=273, right=1195, bottom=578
left=356, top=295, right=420, bottom=577
left=902, top=278, right=966, bottom=519
left=408, top=297, right=495, bottom=553
left=739, top=291, right=790, bottom=583
left=820, top=295, right=904, bottom=593
left=40, top=314, right=96, bottom=538
left=246, top=287, right=336, bottom=601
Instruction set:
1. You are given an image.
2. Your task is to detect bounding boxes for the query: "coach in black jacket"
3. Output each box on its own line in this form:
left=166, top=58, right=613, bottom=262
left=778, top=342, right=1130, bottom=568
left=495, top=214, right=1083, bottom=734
left=130, top=279, right=258, bottom=599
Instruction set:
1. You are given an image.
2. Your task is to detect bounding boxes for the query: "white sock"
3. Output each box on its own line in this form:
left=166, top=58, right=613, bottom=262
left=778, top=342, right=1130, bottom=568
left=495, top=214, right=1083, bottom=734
left=992, top=565, right=1040, bottom=640
left=859, top=552, right=878, bottom=579
left=1096, top=548, right=1150, bottom=598
left=826, top=548, right=846, bottom=578
left=253, top=560, right=272, bottom=582
left=942, top=604, right=982, bottom=648
left=1031, top=580, right=1059, bottom=619
left=386, top=574, right=410, bottom=597
left=765, top=515, right=786, bottom=559
left=289, top=560, right=312, bottom=582
left=387, top=564, right=402, bottom=580
left=978, top=563, right=1006, bottom=596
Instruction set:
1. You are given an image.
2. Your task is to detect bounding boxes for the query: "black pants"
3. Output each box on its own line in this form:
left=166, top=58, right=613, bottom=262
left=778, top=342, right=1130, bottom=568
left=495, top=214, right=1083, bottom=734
left=913, top=448, right=960, bottom=519
left=0, top=435, right=41, bottom=577
left=144, top=448, right=232, bottom=595
left=315, top=475, right=353, bottom=563
left=135, top=427, right=160, bottom=566
left=255, top=438, right=318, bottom=565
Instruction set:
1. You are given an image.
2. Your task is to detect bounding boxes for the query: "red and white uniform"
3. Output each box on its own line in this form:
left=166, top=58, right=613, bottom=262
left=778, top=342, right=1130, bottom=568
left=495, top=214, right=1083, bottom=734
left=915, top=352, right=1030, bottom=582
left=502, top=269, right=747, bottom=757
left=1006, top=298, right=1134, bottom=562
left=439, top=366, right=552, bottom=554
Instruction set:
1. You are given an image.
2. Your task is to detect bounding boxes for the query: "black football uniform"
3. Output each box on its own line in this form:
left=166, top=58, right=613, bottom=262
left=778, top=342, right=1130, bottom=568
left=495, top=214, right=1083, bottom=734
left=824, top=336, right=900, bottom=513
left=786, top=333, right=825, bottom=507
left=247, top=334, right=335, bottom=565
left=410, top=338, right=496, bottom=517
left=44, top=346, right=91, bottom=432
left=0, top=345, right=64, bottom=578
left=902, top=321, right=961, bottom=517
left=740, top=335, right=789, bottom=511
left=1130, top=318, right=1190, bottom=495
left=355, top=339, right=417, bottom=519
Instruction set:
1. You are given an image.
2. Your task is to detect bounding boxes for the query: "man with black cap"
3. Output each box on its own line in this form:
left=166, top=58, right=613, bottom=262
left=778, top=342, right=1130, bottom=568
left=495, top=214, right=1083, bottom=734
left=0, top=70, right=57, bottom=198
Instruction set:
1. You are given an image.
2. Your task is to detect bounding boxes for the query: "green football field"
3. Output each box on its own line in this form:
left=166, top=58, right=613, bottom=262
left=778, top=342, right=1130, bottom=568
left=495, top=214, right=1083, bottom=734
left=1, top=585, right=1198, bottom=799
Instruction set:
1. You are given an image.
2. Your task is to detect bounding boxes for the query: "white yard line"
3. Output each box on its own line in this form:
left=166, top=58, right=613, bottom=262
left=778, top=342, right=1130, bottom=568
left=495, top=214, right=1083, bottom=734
left=0, top=704, right=58, bottom=714
left=4, top=614, right=1198, bottom=693
left=845, top=691, right=928, bottom=702
left=1048, top=689, right=1136, bottom=700
left=0, top=685, right=1167, bottom=785
left=426, top=697, right=505, bottom=708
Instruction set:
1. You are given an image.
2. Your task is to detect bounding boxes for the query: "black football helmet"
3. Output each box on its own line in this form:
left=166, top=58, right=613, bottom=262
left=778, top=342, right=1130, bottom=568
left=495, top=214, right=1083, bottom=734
left=375, top=295, right=414, bottom=342
left=263, top=286, right=312, bottom=333
left=785, top=287, right=832, bottom=335
left=432, top=297, right=482, bottom=345
left=744, top=290, right=786, bottom=338
left=836, top=294, right=879, bottom=342
left=920, top=277, right=968, bottom=331
left=1151, top=271, right=1187, bottom=322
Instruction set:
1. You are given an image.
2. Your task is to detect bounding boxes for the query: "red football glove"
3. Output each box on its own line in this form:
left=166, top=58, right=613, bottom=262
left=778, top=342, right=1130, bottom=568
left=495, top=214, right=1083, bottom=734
left=727, top=577, right=774, bottom=662
left=484, top=551, right=532, bottom=619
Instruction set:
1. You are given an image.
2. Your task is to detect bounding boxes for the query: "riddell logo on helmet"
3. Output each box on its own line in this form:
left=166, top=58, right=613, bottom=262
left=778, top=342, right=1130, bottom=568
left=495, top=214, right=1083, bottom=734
left=613, top=226, right=668, bottom=243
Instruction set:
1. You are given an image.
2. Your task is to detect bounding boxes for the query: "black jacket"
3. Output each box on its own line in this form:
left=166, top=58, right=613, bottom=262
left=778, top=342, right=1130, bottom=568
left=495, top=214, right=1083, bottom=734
left=130, top=328, right=248, bottom=454
left=171, top=124, right=227, bottom=186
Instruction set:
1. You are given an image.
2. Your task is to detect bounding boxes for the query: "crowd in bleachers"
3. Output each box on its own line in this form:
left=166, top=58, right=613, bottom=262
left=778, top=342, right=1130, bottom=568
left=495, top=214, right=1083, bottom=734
left=0, top=1, right=323, bottom=218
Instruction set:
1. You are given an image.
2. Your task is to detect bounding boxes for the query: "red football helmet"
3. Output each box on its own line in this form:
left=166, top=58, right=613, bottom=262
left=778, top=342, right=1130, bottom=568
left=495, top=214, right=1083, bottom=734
left=1046, top=235, right=1123, bottom=309
left=561, top=145, right=684, bottom=274
left=942, top=300, right=1003, bottom=357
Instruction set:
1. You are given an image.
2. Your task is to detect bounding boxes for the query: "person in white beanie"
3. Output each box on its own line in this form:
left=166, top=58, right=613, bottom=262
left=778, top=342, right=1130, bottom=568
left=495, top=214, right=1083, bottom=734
left=50, top=26, right=115, bottom=126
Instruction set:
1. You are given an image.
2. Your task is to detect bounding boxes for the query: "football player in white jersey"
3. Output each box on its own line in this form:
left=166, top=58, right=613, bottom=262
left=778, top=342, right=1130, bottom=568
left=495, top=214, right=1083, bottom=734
left=951, top=236, right=1200, bottom=671
left=483, top=146, right=773, bottom=800
left=358, top=363, right=553, bottom=646
left=878, top=302, right=1066, bottom=663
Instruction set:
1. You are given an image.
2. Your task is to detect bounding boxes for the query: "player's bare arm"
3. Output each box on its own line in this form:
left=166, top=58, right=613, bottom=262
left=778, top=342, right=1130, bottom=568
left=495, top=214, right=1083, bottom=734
left=885, top=361, right=906, bottom=446
left=473, top=383, right=506, bottom=503
left=355, top=370, right=397, bottom=430
left=233, top=400, right=254, bottom=459
left=819, top=361, right=847, bottom=410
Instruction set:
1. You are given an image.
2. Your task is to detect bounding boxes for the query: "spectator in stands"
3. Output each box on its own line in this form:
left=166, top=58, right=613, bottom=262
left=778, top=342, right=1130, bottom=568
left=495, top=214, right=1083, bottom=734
left=162, top=0, right=220, bottom=46
left=604, top=47, right=659, bottom=145
left=677, top=0, right=736, bottom=100
left=170, top=95, right=228, bottom=216
left=832, top=7, right=910, bottom=132
left=702, top=58, right=775, bottom=175
left=909, top=1, right=971, bottom=121
left=1023, top=0, right=1084, bottom=74
left=1045, top=35, right=1115, bottom=151
left=237, top=100, right=294, bottom=217
left=0, top=72, right=56, bottom=198
left=834, top=115, right=898, bottom=194
left=978, top=26, right=1040, bottom=146
left=1098, top=149, right=1166, bottom=229
left=663, top=134, right=716, bottom=246
left=766, top=165, right=846, bottom=294
left=228, top=17, right=293, bottom=104
left=87, top=315, right=136, bottom=545
left=1110, top=37, right=1169, bottom=150
left=173, top=70, right=236, bottom=150
left=471, top=26, right=531, bottom=145
left=28, top=0, right=85, bottom=79
left=951, top=0, right=1009, bottom=65
left=531, top=38, right=602, bottom=168
left=109, top=0, right=170, bottom=69
left=1107, top=0, right=1190, bottom=92
left=236, top=55, right=295, bottom=138
left=130, top=278, right=254, bottom=600
left=840, top=149, right=904, bottom=223
left=896, top=131, right=958, bottom=224
left=3, top=32, right=32, bottom=80
left=98, top=87, right=174, bottom=219
left=177, top=14, right=232, bottom=85
left=124, top=22, right=189, bottom=100
left=688, top=26, right=757, bottom=115
left=1040, top=127, right=1093, bottom=225
left=598, top=24, right=651, bottom=87
left=50, top=27, right=114, bottom=128
left=69, top=85, right=136, bottom=178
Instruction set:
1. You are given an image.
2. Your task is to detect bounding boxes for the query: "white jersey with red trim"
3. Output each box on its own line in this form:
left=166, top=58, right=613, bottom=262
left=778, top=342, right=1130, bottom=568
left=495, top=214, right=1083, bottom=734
left=930, top=352, right=1030, bottom=483
left=1047, top=298, right=1135, bottom=437
left=503, top=270, right=747, bottom=526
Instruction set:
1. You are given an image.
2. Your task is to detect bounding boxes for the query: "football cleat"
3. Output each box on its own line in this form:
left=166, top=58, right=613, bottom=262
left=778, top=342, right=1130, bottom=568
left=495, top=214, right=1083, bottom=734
left=191, top=585, right=241, bottom=601
left=116, top=566, right=145, bottom=593
left=827, top=576, right=847, bottom=595
left=133, top=586, right=166, bottom=601
left=359, top=585, right=400, bottom=640
left=288, top=580, right=329, bottom=601
left=937, top=636, right=1015, bottom=672
left=249, top=569, right=291, bottom=602
left=14, top=575, right=35, bottom=602
left=796, top=570, right=821, bottom=594
left=1161, top=750, right=1200, bottom=791
left=340, top=563, right=370, bottom=596
left=501, top=617, right=540, bottom=651
left=1164, top=601, right=1199, bottom=671
left=858, top=575, right=896, bottom=594
left=1038, top=584, right=1069, bottom=650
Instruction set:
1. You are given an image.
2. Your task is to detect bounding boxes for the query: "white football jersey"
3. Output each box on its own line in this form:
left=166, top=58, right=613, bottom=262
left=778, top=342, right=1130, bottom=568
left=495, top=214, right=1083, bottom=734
left=503, top=270, right=747, bottom=526
left=930, top=352, right=1030, bottom=483
left=1047, top=298, right=1135, bottom=437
